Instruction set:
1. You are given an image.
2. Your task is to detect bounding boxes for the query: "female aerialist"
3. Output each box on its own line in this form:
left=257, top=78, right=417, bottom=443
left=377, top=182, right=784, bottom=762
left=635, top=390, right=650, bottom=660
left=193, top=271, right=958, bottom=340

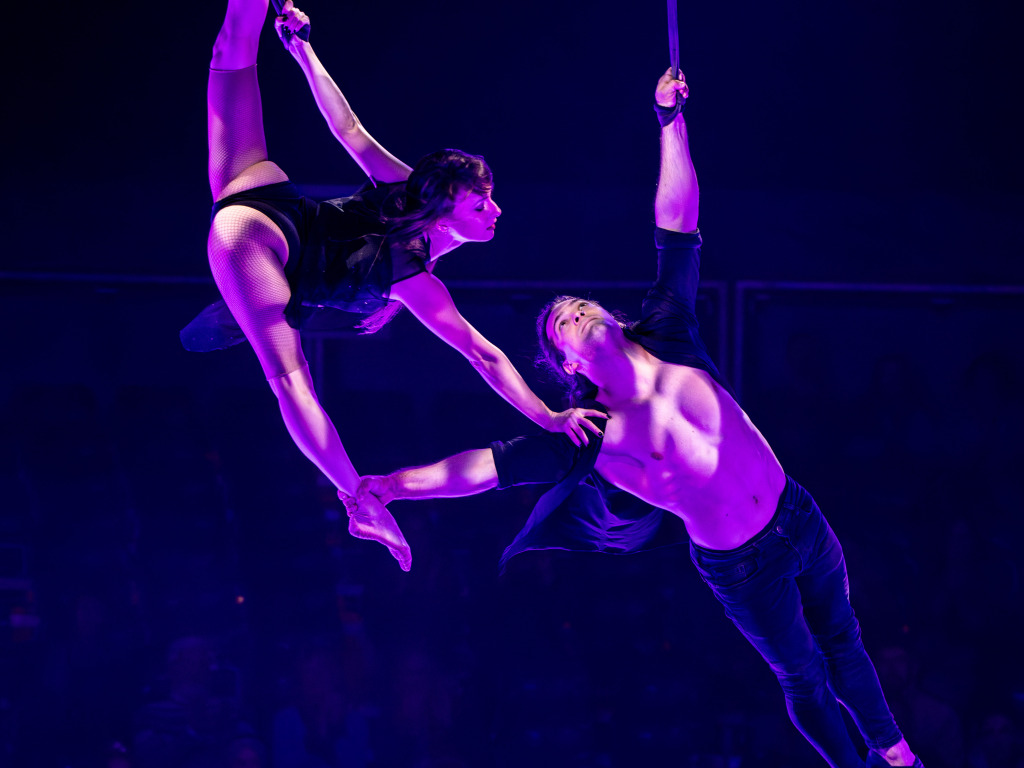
left=192, top=0, right=604, bottom=571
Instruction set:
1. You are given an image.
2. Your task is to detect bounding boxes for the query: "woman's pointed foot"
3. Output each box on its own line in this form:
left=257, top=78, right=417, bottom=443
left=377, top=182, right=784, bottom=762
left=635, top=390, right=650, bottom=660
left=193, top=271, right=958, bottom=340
left=346, top=497, right=411, bottom=572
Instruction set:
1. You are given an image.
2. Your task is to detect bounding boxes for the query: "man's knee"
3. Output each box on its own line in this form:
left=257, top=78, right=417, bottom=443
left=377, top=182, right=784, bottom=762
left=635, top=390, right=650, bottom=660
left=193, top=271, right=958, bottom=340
left=817, top=614, right=864, bottom=661
left=774, top=653, right=830, bottom=704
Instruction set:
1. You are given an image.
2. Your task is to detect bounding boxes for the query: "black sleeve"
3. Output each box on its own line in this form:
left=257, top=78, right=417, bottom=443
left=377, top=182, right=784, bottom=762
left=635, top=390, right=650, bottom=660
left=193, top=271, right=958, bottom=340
left=639, top=228, right=703, bottom=332
left=389, top=237, right=429, bottom=284
left=489, top=433, right=581, bottom=490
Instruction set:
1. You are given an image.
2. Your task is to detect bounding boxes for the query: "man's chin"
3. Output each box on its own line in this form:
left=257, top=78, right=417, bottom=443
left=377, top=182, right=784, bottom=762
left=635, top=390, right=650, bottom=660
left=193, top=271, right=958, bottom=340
left=581, top=323, right=610, bottom=350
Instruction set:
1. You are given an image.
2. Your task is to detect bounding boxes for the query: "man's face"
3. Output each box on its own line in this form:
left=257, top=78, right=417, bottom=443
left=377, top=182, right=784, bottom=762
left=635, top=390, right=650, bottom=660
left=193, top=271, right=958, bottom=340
left=441, top=187, right=502, bottom=243
left=545, top=298, right=619, bottom=375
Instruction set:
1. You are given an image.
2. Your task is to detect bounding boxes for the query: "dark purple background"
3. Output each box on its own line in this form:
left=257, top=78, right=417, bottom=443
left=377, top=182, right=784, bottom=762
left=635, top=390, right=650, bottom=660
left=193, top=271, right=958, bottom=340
left=2, top=1, right=1023, bottom=767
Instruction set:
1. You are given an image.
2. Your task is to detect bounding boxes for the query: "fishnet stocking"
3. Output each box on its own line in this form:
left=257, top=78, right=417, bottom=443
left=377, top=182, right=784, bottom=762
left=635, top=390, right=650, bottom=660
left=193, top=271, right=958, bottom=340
left=208, top=66, right=286, bottom=200
left=208, top=205, right=305, bottom=378
left=195, top=0, right=413, bottom=570
left=206, top=57, right=301, bottom=378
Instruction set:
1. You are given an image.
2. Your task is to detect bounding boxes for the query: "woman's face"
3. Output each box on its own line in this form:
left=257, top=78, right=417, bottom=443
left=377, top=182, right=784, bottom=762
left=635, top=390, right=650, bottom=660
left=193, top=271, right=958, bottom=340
left=441, top=188, right=502, bottom=243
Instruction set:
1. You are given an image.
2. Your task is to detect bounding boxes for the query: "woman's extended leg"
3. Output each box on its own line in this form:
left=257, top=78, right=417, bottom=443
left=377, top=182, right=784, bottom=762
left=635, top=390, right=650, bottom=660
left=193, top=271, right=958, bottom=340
left=205, top=0, right=411, bottom=570
left=207, top=0, right=299, bottom=378
left=208, top=0, right=288, bottom=200
left=207, top=209, right=411, bottom=571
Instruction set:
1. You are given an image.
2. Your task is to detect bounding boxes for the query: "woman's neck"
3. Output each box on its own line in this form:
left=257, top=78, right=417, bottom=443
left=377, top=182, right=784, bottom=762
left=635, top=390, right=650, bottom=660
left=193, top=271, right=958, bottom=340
left=426, top=225, right=463, bottom=260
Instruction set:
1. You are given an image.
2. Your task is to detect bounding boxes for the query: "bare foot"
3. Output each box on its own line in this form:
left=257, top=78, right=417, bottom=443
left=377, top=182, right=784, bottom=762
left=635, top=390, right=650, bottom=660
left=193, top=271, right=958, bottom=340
left=870, top=738, right=918, bottom=767
left=346, top=495, right=411, bottom=572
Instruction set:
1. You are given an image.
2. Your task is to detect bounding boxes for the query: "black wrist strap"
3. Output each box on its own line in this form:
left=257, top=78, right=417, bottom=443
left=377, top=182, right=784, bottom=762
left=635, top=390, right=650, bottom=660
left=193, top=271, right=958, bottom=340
left=654, top=98, right=685, bottom=128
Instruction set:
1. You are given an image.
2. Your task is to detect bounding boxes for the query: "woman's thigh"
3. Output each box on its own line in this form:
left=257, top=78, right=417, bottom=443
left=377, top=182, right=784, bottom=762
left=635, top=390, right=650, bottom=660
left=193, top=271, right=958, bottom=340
left=208, top=66, right=290, bottom=201
left=207, top=205, right=306, bottom=379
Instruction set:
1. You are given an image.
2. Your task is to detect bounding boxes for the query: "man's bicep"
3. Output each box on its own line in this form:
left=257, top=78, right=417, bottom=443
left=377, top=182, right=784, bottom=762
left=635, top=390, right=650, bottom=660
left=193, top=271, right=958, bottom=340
left=490, top=434, right=579, bottom=490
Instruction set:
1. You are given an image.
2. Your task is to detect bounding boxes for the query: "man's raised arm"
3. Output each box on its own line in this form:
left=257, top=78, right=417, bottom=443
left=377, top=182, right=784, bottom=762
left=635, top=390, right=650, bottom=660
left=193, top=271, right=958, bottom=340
left=653, top=69, right=698, bottom=233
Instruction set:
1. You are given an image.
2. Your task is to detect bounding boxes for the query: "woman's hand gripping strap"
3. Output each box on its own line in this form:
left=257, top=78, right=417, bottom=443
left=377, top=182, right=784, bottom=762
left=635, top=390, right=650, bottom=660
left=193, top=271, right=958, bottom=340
left=272, top=0, right=311, bottom=47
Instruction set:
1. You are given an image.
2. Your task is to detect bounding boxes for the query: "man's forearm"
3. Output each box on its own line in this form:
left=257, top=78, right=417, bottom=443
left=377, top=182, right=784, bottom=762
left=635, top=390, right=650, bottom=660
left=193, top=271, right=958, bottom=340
left=388, top=449, right=498, bottom=502
left=655, top=115, right=699, bottom=233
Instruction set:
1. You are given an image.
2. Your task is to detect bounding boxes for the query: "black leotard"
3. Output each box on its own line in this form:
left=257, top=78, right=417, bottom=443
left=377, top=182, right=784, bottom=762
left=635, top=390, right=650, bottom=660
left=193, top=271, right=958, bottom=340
left=182, top=180, right=429, bottom=352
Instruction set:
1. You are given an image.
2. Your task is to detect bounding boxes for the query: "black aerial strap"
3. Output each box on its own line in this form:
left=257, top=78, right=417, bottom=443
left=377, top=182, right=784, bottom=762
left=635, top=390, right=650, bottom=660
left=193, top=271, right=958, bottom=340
left=668, top=0, right=680, bottom=78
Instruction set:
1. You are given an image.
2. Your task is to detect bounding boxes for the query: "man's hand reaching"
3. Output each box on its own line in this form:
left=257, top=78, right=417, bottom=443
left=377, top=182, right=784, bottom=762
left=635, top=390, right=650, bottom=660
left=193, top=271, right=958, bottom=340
left=340, top=475, right=395, bottom=511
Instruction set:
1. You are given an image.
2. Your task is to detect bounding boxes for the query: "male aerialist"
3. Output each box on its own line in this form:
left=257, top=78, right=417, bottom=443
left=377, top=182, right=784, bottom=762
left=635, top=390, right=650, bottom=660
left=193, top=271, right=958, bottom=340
left=344, top=70, right=924, bottom=768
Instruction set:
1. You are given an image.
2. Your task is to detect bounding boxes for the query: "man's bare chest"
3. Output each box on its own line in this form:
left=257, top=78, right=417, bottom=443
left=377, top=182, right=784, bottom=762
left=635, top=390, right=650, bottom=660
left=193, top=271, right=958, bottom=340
left=596, top=366, right=723, bottom=486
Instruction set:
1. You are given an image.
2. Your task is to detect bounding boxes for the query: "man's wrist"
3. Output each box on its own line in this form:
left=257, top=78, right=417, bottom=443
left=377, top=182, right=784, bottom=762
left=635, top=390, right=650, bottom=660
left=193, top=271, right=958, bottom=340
left=654, top=98, right=685, bottom=128
left=380, top=473, right=399, bottom=504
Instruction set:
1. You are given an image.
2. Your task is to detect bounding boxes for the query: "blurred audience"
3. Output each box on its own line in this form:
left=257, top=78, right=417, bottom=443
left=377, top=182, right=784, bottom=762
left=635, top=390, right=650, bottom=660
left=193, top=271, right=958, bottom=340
left=2, top=310, right=1022, bottom=768
left=967, top=712, right=1024, bottom=768
left=875, top=643, right=965, bottom=768
left=133, top=636, right=249, bottom=768
left=272, top=638, right=373, bottom=768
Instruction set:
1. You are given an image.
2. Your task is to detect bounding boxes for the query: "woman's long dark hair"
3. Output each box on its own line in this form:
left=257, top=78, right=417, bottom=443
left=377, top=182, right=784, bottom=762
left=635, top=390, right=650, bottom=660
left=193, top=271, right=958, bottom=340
left=359, top=149, right=493, bottom=334
left=390, top=149, right=493, bottom=240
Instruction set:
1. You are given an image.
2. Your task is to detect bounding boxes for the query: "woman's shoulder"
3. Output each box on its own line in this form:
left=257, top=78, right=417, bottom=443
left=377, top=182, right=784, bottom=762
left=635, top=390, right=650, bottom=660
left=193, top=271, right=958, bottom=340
left=313, top=180, right=400, bottom=233
left=350, top=179, right=408, bottom=215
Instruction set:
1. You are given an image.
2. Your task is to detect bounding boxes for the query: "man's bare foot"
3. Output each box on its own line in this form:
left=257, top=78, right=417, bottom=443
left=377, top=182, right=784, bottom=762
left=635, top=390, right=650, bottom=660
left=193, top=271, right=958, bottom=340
left=867, top=738, right=921, bottom=767
left=345, top=494, right=411, bottom=572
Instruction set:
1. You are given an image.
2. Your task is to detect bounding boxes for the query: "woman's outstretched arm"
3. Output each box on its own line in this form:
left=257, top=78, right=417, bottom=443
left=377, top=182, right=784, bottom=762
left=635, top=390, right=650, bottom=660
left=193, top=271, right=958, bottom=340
left=275, top=2, right=412, bottom=183
left=390, top=273, right=606, bottom=446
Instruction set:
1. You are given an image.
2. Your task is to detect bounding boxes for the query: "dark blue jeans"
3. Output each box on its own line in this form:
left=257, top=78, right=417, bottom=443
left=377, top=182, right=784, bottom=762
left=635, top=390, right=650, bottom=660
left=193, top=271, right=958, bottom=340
left=689, top=476, right=902, bottom=768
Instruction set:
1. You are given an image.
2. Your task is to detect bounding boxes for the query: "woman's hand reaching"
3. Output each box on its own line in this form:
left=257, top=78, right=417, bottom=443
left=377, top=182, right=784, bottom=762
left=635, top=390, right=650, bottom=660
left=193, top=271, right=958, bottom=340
left=547, top=407, right=607, bottom=447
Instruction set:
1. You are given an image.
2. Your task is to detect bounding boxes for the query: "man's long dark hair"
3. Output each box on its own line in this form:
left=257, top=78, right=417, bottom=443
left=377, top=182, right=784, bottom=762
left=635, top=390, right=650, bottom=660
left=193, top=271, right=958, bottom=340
left=534, top=296, right=633, bottom=406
